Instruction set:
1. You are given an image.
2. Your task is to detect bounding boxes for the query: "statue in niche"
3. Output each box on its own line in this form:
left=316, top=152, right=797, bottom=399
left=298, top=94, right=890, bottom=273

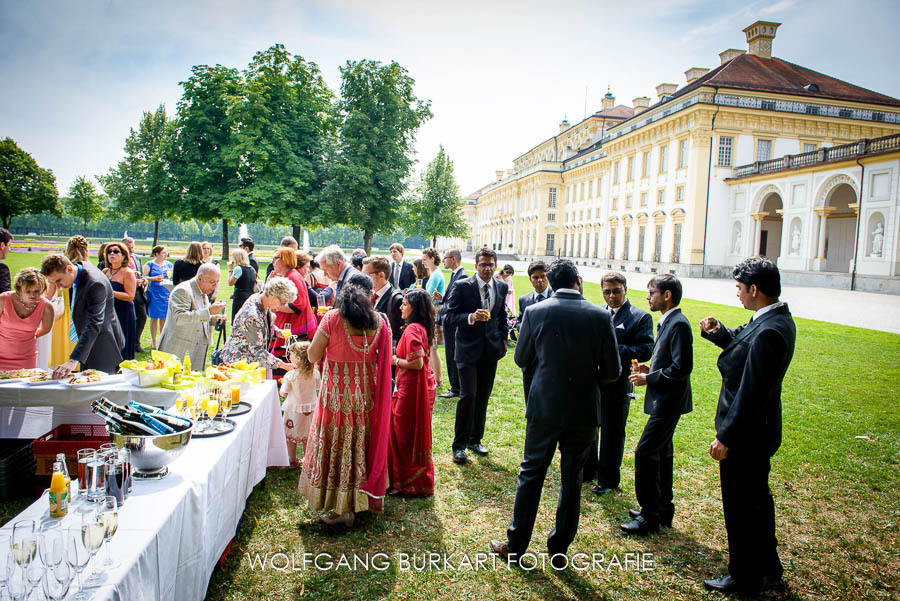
left=732, top=226, right=742, bottom=255
left=871, top=223, right=884, bottom=257
left=790, top=223, right=801, bottom=255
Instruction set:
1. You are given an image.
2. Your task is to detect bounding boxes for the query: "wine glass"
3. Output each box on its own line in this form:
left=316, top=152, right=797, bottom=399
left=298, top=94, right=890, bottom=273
left=42, top=563, right=72, bottom=601
left=96, top=496, right=120, bottom=569
left=80, top=507, right=106, bottom=586
left=7, top=565, right=27, bottom=601
left=39, top=523, right=66, bottom=570
left=65, top=529, right=91, bottom=601
left=0, top=537, right=11, bottom=597
left=10, top=520, right=37, bottom=570
left=24, top=562, right=44, bottom=600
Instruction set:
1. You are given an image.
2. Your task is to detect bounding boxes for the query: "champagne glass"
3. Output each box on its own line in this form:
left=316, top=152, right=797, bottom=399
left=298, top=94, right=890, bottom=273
left=207, top=396, right=219, bottom=431
left=174, top=394, right=186, bottom=415
left=7, top=566, right=27, bottom=601
left=80, top=507, right=106, bottom=586
left=65, top=528, right=91, bottom=601
left=282, top=327, right=291, bottom=349
left=219, top=387, right=234, bottom=430
left=97, top=495, right=119, bottom=569
left=24, top=562, right=43, bottom=600
left=39, top=523, right=65, bottom=570
left=11, top=520, right=37, bottom=570
left=0, top=536, right=11, bottom=595
left=42, top=563, right=72, bottom=601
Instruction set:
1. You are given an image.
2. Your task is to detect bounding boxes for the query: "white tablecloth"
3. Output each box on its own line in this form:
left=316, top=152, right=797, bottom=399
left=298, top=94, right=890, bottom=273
left=0, top=380, right=289, bottom=601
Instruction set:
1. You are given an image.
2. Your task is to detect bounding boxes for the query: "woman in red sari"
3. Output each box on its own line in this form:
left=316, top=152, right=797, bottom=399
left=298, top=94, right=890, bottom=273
left=269, top=248, right=317, bottom=376
left=388, top=288, right=437, bottom=496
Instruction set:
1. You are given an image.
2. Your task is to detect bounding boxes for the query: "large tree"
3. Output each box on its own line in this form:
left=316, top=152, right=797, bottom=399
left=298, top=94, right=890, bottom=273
left=167, top=64, right=244, bottom=260
left=99, top=105, right=179, bottom=246
left=323, top=60, right=432, bottom=254
left=0, top=137, right=60, bottom=229
left=229, top=45, right=335, bottom=242
left=407, top=145, right=468, bottom=247
left=66, top=176, right=105, bottom=237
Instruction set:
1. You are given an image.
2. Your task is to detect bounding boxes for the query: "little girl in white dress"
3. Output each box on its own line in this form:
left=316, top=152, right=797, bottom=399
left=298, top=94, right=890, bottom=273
left=280, top=340, right=319, bottom=468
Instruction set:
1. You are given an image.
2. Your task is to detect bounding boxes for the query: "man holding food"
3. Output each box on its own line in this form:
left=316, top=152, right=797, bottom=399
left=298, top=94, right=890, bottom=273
left=158, top=263, right=226, bottom=369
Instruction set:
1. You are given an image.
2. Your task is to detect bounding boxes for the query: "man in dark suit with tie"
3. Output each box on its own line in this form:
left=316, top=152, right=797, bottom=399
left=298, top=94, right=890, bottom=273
left=388, top=243, right=416, bottom=291
left=621, top=274, right=692, bottom=535
left=443, top=247, right=508, bottom=464
left=363, top=255, right=404, bottom=347
left=41, top=254, right=125, bottom=377
left=515, top=260, right=550, bottom=399
left=490, top=259, right=620, bottom=568
left=700, top=258, right=795, bottom=595
left=585, top=271, right=654, bottom=494
left=438, top=248, right=467, bottom=398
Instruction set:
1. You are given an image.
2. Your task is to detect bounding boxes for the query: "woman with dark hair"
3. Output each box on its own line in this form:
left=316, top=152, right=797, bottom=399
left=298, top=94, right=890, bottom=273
left=298, top=283, right=392, bottom=527
left=421, top=247, right=445, bottom=388
left=228, top=248, right=257, bottom=324
left=143, top=245, right=172, bottom=349
left=498, top=264, right=516, bottom=316
left=412, top=258, right=429, bottom=289
left=102, top=241, right=137, bottom=360
left=387, top=288, right=437, bottom=496
left=96, top=242, right=109, bottom=270
left=172, top=241, right=203, bottom=286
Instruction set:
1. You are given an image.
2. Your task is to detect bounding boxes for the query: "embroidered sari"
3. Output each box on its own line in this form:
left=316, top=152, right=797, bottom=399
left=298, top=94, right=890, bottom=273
left=297, top=309, right=392, bottom=514
left=388, top=322, right=436, bottom=496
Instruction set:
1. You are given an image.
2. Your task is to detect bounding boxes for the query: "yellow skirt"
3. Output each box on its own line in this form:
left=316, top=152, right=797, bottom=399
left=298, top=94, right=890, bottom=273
left=49, top=288, right=75, bottom=369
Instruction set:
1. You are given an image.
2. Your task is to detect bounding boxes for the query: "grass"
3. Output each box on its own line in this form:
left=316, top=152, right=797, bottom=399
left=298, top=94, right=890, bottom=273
left=2, top=254, right=899, bottom=600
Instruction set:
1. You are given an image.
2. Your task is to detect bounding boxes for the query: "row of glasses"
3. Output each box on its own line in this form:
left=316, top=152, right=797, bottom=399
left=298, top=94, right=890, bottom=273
left=77, top=447, right=132, bottom=503
left=175, top=380, right=236, bottom=433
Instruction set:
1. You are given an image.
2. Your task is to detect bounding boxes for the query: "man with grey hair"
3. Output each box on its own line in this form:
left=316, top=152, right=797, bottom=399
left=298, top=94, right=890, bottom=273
left=316, top=245, right=369, bottom=299
left=158, top=262, right=226, bottom=368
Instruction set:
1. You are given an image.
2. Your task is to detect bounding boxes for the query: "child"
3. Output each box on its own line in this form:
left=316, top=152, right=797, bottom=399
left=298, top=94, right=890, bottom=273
left=280, top=340, right=319, bottom=468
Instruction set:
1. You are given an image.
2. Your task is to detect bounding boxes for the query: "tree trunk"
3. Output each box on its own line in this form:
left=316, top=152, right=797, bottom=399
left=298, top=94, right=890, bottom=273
left=221, top=218, right=230, bottom=262
left=2, top=216, right=9, bottom=229
left=363, top=230, right=374, bottom=255
left=153, top=220, right=160, bottom=247
left=292, top=224, right=302, bottom=245
left=432, top=236, right=437, bottom=248
left=83, top=219, right=87, bottom=238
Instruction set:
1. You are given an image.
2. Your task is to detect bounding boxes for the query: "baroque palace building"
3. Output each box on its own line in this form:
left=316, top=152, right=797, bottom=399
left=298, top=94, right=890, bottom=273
left=465, top=21, right=900, bottom=292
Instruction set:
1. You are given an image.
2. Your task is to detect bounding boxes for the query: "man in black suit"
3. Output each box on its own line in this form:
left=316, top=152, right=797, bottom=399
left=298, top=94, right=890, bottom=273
left=443, top=247, right=508, bottom=464
left=490, top=259, right=620, bottom=568
left=41, top=254, right=125, bottom=377
left=363, top=255, right=404, bottom=347
left=0, top=227, right=11, bottom=294
left=388, top=243, right=415, bottom=291
left=516, top=260, right=551, bottom=324
left=317, top=244, right=370, bottom=301
left=239, top=237, right=260, bottom=275
left=700, top=258, right=796, bottom=595
left=585, top=271, right=654, bottom=494
left=621, top=274, right=692, bottom=535
left=438, top=248, right=467, bottom=398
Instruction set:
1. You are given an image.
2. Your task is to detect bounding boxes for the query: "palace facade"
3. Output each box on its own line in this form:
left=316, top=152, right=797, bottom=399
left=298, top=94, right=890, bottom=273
left=465, top=21, right=900, bottom=292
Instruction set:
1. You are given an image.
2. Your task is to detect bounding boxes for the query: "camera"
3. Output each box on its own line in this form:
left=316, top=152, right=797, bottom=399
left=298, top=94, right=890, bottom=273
left=214, top=319, right=227, bottom=332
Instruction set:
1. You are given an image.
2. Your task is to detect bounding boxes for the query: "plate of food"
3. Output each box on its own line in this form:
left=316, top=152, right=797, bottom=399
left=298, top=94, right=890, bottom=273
left=65, top=369, right=115, bottom=387
left=0, top=368, right=51, bottom=384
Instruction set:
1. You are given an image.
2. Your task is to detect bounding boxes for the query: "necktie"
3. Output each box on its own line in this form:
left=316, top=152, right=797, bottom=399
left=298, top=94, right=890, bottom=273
left=656, top=321, right=662, bottom=335
left=69, top=286, right=79, bottom=344
left=535, top=293, right=543, bottom=303
left=482, top=282, right=491, bottom=310
left=371, top=292, right=378, bottom=306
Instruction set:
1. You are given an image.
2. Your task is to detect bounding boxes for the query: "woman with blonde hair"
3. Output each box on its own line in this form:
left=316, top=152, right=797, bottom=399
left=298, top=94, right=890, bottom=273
left=228, top=248, right=257, bottom=323
left=173, top=241, right=203, bottom=286
left=0, top=268, right=54, bottom=369
left=49, top=235, right=89, bottom=366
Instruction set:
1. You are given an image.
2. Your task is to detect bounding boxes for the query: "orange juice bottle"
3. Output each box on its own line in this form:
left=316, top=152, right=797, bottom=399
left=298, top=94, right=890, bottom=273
left=183, top=354, right=191, bottom=375
left=49, top=461, right=69, bottom=518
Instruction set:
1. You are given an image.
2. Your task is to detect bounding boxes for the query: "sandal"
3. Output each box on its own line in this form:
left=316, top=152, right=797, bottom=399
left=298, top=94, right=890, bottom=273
left=319, top=512, right=355, bottom=527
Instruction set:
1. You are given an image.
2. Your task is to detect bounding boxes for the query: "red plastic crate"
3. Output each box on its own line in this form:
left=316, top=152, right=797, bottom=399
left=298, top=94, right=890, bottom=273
left=33, top=424, right=110, bottom=476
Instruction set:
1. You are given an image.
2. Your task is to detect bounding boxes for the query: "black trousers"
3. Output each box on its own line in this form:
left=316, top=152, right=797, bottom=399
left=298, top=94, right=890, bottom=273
left=507, top=421, right=595, bottom=556
left=444, top=324, right=460, bottom=392
left=452, top=353, right=498, bottom=451
left=634, top=413, right=680, bottom=527
left=133, top=288, right=148, bottom=346
left=720, top=451, right=782, bottom=584
left=583, top=393, right=631, bottom=487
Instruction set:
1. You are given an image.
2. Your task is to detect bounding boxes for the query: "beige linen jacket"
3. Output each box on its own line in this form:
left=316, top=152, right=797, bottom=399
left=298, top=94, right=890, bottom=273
left=158, top=278, right=214, bottom=368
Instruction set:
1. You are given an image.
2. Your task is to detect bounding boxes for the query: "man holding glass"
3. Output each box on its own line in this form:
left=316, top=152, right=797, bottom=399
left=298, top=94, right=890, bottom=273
left=158, top=263, right=225, bottom=369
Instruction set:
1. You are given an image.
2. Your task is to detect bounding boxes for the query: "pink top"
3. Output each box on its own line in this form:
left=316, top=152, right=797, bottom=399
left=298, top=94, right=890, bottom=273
left=0, top=292, right=50, bottom=370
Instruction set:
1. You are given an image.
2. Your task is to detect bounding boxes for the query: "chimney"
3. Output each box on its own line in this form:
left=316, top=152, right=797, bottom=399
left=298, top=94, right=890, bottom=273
left=506, top=169, right=514, bottom=178
left=656, top=83, right=677, bottom=102
left=559, top=117, right=570, bottom=132
left=685, top=67, right=709, bottom=85
left=495, top=170, right=504, bottom=181
left=719, top=48, right=746, bottom=65
left=632, top=96, right=651, bottom=114
left=743, top=20, right=781, bottom=59
left=601, top=90, right=615, bottom=111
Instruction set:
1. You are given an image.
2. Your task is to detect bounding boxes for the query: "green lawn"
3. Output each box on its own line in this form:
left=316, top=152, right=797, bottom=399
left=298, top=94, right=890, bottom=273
left=2, top=253, right=898, bottom=600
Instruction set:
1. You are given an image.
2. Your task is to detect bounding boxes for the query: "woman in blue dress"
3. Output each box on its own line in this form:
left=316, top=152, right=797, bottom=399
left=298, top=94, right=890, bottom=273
left=142, top=245, right=173, bottom=350
left=102, top=242, right=137, bottom=360
left=422, top=247, right=446, bottom=389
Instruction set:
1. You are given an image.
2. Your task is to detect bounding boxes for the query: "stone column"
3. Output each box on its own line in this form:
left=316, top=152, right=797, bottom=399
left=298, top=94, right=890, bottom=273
left=812, top=206, right=837, bottom=271
left=750, top=212, right=768, bottom=257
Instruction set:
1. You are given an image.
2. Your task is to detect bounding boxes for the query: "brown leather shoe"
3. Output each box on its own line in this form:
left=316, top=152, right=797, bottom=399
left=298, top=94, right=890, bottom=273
left=490, top=539, right=518, bottom=564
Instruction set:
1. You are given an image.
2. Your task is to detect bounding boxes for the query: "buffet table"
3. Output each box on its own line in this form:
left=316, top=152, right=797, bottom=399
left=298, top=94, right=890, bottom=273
left=0, top=380, right=288, bottom=601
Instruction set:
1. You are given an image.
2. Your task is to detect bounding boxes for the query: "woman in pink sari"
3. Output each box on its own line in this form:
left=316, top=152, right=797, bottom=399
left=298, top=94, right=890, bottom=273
left=388, top=289, right=437, bottom=496
left=298, top=282, right=392, bottom=527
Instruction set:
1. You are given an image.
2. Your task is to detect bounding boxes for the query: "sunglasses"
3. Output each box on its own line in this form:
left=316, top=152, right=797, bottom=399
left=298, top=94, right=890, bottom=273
left=107, top=248, right=122, bottom=255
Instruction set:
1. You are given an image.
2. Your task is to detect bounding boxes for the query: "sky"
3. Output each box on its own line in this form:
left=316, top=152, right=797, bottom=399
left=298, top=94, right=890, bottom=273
left=2, top=0, right=899, bottom=200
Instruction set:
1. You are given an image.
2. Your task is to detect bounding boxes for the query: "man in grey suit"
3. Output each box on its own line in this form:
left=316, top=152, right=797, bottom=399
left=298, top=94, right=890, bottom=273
left=491, top=259, right=620, bottom=569
left=41, top=254, right=125, bottom=377
left=158, top=263, right=225, bottom=368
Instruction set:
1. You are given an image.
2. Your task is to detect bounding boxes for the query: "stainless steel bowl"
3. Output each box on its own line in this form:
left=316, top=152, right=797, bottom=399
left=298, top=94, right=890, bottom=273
left=109, top=423, right=193, bottom=478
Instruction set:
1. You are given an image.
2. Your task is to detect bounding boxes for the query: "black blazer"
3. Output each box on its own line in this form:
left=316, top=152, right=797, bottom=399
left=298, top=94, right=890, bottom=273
left=517, top=289, right=551, bottom=326
left=440, top=267, right=468, bottom=322
left=70, top=262, right=125, bottom=373
left=702, top=304, right=796, bottom=457
left=644, top=308, right=693, bottom=417
left=602, top=300, right=654, bottom=400
left=374, top=285, right=404, bottom=343
left=443, top=275, right=509, bottom=363
left=391, top=260, right=415, bottom=291
left=514, top=290, right=620, bottom=427
left=0, top=262, right=10, bottom=294
left=247, top=253, right=260, bottom=276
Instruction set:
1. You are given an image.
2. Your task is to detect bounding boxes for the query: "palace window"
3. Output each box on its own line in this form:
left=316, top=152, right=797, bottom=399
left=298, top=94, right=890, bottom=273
left=627, top=156, right=635, bottom=181
left=659, top=146, right=668, bottom=173
left=718, top=136, right=733, bottom=167
left=638, top=225, right=646, bottom=261
left=679, top=139, right=688, bottom=168
left=657, top=189, right=665, bottom=205
left=672, top=223, right=682, bottom=263
left=676, top=186, right=685, bottom=202
left=612, top=197, right=618, bottom=211
left=609, top=229, right=616, bottom=260
left=623, top=227, right=631, bottom=260
left=547, top=213, right=556, bottom=222
left=626, top=195, right=633, bottom=209
left=548, top=188, right=557, bottom=208
left=642, top=151, right=650, bottom=178
left=756, top=139, right=772, bottom=162
left=641, top=192, right=648, bottom=207
left=803, top=143, right=816, bottom=153
left=654, top=224, right=663, bottom=262
left=613, top=161, right=620, bottom=184
left=546, top=234, right=555, bottom=254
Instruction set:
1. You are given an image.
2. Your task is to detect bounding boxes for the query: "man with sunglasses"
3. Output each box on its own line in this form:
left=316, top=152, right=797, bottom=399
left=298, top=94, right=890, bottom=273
left=621, top=274, right=693, bottom=535
left=584, top=272, right=654, bottom=494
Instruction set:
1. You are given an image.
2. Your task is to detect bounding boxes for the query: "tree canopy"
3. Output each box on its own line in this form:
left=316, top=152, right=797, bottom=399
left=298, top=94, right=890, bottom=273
left=406, top=145, right=468, bottom=247
left=0, top=137, right=60, bottom=229
left=66, top=176, right=105, bottom=237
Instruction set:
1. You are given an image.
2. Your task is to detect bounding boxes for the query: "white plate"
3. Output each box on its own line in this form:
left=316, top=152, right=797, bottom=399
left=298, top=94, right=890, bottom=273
left=0, top=369, right=52, bottom=385
left=65, top=373, right=121, bottom=388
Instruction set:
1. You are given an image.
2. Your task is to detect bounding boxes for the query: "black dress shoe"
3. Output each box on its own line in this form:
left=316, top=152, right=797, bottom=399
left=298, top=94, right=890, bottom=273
left=490, top=539, right=518, bottom=564
left=703, top=575, right=762, bottom=594
left=135, top=344, right=145, bottom=353
left=628, top=508, right=672, bottom=528
left=620, top=515, right=659, bottom=535
left=438, top=389, right=459, bottom=398
left=468, top=443, right=488, bottom=456
left=452, top=449, right=468, bottom=464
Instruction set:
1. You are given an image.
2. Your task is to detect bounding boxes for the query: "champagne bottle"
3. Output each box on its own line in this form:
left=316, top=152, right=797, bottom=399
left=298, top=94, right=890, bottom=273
left=100, top=398, right=175, bottom=434
left=91, top=400, right=162, bottom=435
left=127, top=401, right=192, bottom=430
